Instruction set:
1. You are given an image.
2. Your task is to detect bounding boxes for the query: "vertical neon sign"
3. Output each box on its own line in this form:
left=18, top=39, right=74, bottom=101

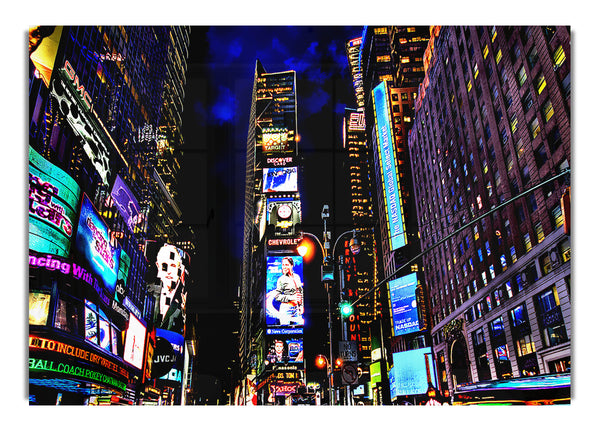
left=373, top=81, right=406, bottom=250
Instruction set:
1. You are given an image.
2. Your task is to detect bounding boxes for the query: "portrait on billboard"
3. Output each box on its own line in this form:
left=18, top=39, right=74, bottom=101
left=148, top=242, right=189, bottom=335
left=265, top=256, right=304, bottom=327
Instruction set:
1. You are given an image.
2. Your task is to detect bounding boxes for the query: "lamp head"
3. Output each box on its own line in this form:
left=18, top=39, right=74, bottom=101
left=349, top=229, right=361, bottom=255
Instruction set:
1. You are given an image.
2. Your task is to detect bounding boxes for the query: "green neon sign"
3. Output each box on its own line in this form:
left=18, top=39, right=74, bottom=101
left=29, top=357, right=126, bottom=391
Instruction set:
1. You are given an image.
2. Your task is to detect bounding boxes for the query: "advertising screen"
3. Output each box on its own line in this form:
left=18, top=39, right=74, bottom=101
left=390, top=348, right=437, bottom=397
left=265, top=255, right=304, bottom=327
left=262, top=167, right=298, bottom=193
left=389, top=273, right=420, bottom=337
left=147, top=242, right=189, bottom=335
left=261, top=129, right=294, bottom=153
left=266, top=337, right=304, bottom=364
left=373, top=81, right=407, bottom=250
left=123, top=314, right=146, bottom=370
left=115, top=249, right=130, bottom=302
left=267, top=198, right=302, bottom=239
left=29, top=146, right=81, bottom=258
left=74, top=194, right=120, bottom=296
left=111, top=174, right=143, bottom=234
left=154, top=328, right=185, bottom=383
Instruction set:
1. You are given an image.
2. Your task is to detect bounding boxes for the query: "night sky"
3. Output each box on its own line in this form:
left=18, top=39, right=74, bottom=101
left=178, top=26, right=364, bottom=400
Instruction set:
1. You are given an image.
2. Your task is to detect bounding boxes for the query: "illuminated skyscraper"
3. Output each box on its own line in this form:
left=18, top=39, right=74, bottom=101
left=28, top=25, right=191, bottom=405
left=408, top=26, right=571, bottom=400
left=238, top=60, right=306, bottom=405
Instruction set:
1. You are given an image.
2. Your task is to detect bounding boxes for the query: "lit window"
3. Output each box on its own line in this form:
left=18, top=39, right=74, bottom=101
left=510, top=113, right=518, bottom=133
left=553, top=45, right=566, bottom=68
left=483, top=44, right=489, bottom=59
left=529, top=117, right=541, bottom=139
left=535, top=73, right=547, bottom=94
left=495, top=49, right=502, bottom=64
left=535, top=222, right=545, bottom=243
left=524, top=233, right=532, bottom=252
left=543, top=99, right=554, bottom=122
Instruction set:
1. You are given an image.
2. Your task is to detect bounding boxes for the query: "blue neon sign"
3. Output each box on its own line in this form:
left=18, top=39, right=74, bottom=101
left=373, top=82, right=406, bottom=250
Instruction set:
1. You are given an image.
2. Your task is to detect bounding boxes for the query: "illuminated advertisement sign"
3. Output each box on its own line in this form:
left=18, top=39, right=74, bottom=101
left=266, top=338, right=304, bottom=364
left=388, top=273, right=420, bottom=337
left=29, top=335, right=129, bottom=379
left=148, top=242, right=189, bottom=335
left=390, top=348, right=437, bottom=397
left=347, top=111, right=366, bottom=131
left=154, top=328, right=184, bottom=383
left=265, top=156, right=295, bottom=167
left=261, top=128, right=294, bottom=153
left=111, top=174, right=143, bottom=234
left=74, top=194, right=120, bottom=296
left=267, top=198, right=302, bottom=238
left=262, top=166, right=298, bottom=193
left=29, top=26, right=63, bottom=87
left=50, top=61, right=112, bottom=185
left=116, top=249, right=130, bottom=302
left=265, top=256, right=304, bottom=328
left=29, top=146, right=81, bottom=258
left=123, top=313, right=146, bottom=370
left=373, top=81, right=407, bottom=250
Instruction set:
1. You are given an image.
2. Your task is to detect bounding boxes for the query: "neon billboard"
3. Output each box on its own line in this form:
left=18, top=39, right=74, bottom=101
left=74, top=194, right=120, bottom=296
left=373, top=81, right=406, bottom=250
left=29, top=146, right=81, bottom=258
left=265, top=256, right=304, bottom=328
left=388, top=273, right=420, bottom=336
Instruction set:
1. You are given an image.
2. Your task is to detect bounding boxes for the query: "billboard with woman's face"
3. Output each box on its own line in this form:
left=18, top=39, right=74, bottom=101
left=265, top=255, right=304, bottom=329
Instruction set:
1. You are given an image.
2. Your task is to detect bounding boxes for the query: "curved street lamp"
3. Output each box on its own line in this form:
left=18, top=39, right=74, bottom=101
left=296, top=205, right=361, bottom=405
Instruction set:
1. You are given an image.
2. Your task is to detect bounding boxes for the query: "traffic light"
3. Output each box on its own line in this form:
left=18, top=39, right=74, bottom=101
left=321, top=256, right=334, bottom=282
left=335, top=357, right=343, bottom=369
left=339, top=301, right=353, bottom=318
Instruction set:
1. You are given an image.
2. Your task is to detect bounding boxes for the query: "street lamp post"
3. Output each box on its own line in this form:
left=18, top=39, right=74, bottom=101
left=297, top=204, right=360, bottom=406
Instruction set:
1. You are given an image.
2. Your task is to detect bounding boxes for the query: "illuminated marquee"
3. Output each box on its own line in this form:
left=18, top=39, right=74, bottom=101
left=373, top=82, right=407, bottom=250
left=29, top=335, right=129, bottom=379
left=29, top=357, right=126, bottom=392
left=261, top=128, right=294, bottom=153
left=29, top=146, right=81, bottom=257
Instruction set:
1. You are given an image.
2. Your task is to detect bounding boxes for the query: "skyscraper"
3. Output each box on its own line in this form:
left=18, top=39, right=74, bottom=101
left=408, top=26, right=571, bottom=400
left=238, top=60, right=306, bottom=404
left=28, top=25, right=191, bottom=405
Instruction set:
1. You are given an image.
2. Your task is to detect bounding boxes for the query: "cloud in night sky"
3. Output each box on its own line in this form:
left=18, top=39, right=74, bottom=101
left=203, top=26, right=361, bottom=124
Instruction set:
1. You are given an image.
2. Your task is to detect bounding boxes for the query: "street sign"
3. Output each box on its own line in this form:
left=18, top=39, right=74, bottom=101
left=339, top=340, right=358, bottom=362
left=341, top=362, right=359, bottom=385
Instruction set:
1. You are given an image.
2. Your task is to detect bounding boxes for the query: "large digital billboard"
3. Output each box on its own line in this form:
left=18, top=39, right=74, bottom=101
left=74, top=194, right=121, bottom=296
left=262, top=167, right=298, bottom=193
left=260, top=128, right=294, bottom=153
left=29, top=146, right=81, bottom=258
left=267, top=198, right=302, bottom=239
left=147, top=242, right=189, bottom=335
left=389, top=348, right=437, bottom=398
left=123, top=313, right=147, bottom=370
left=389, top=273, right=420, bottom=337
left=266, top=337, right=304, bottom=364
left=154, top=328, right=185, bottom=384
left=265, top=256, right=304, bottom=328
left=110, top=174, right=143, bottom=234
left=373, top=81, right=407, bottom=250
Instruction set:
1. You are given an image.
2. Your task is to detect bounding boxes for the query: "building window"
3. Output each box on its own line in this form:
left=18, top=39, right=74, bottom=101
left=535, top=222, right=545, bottom=243
left=529, top=117, right=541, bottom=139
left=559, top=238, right=571, bottom=263
left=527, top=46, right=539, bottom=68
left=54, top=293, right=81, bottom=335
left=514, top=334, right=536, bottom=356
left=517, top=66, right=527, bottom=87
left=542, top=99, right=555, bottom=123
left=523, top=233, right=532, bottom=252
left=535, top=73, right=547, bottom=94
left=536, top=287, right=569, bottom=347
left=553, top=45, right=566, bottom=68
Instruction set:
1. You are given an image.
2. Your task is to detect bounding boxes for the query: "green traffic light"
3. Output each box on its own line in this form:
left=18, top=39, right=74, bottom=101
left=340, top=302, right=353, bottom=317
